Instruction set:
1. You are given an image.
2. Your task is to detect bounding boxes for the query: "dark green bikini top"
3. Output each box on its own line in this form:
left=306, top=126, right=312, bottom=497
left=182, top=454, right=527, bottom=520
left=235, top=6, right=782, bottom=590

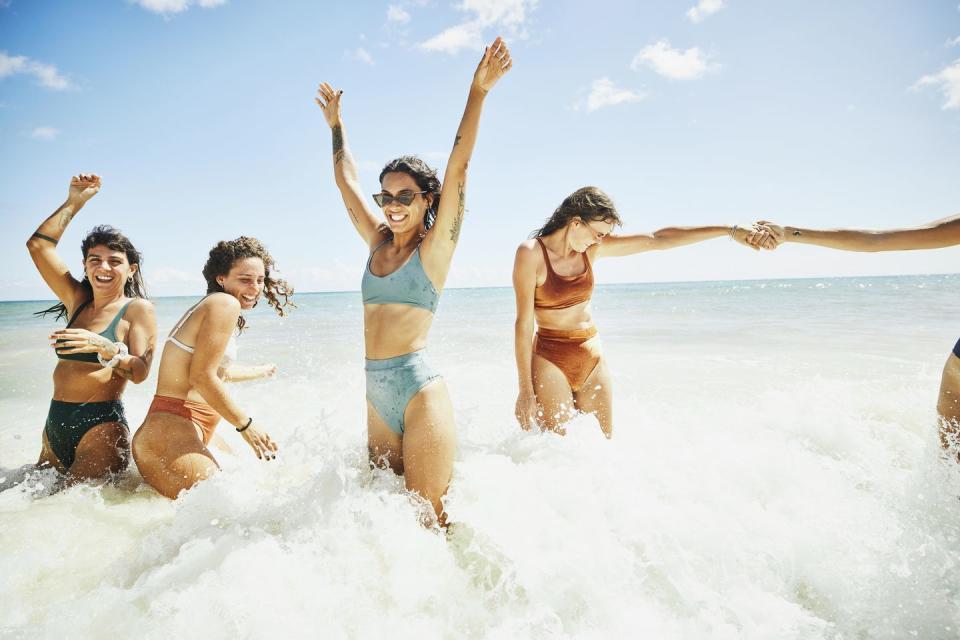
left=56, top=299, right=133, bottom=363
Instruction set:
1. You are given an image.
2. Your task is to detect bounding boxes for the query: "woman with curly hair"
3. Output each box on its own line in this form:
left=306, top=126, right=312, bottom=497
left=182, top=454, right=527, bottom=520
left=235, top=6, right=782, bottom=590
left=314, top=37, right=512, bottom=526
left=132, top=237, right=294, bottom=499
left=26, top=174, right=157, bottom=482
left=513, top=187, right=769, bottom=438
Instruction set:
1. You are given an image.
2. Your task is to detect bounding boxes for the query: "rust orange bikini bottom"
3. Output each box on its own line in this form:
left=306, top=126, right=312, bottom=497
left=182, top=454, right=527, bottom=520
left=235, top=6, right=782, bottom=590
left=534, top=326, right=601, bottom=392
left=148, top=395, right=222, bottom=445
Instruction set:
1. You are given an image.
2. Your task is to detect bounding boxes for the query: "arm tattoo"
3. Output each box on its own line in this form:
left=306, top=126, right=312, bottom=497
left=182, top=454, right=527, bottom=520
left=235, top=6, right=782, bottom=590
left=450, top=182, right=465, bottom=243
left=792, top=229, right=802, bottom=236
left=332, top=125, right=345, bottom=164
left=454, top=134, right=462, bottom=147
left=348, top=207, right=359, bottom=225
left=58, top=208, right=77, bottom=230
left=31, top=232, right=58, bottom=245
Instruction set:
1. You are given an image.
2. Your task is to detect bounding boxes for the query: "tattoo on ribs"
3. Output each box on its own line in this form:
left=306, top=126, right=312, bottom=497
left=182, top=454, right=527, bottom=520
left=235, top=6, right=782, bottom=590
left=450, top=182, right=465, bottom=243
left=332, top=125, right=345, bottom=164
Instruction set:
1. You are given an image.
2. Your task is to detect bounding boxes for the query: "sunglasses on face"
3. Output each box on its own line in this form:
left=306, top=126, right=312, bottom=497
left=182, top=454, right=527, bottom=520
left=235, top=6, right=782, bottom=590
left=372, top=190, right=427, bottom=207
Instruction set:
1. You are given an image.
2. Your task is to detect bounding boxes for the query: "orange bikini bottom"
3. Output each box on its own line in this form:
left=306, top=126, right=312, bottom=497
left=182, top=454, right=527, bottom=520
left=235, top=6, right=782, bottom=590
left=148, top=395, right=222, bottom=445
left=534, top=326, right=601, bottom=392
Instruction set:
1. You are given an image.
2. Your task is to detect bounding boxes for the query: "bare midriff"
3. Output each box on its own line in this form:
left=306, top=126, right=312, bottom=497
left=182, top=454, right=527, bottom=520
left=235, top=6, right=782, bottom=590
left=534, top=299, right=595, bottom=332
left=363, top=304, right=435, bottom=359
left=52, top=360, right=126, bottom=403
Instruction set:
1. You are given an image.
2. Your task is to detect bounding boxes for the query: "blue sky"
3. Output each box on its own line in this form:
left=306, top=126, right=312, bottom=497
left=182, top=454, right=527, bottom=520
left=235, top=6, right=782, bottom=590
left=2, top=0, right=959, bottom=300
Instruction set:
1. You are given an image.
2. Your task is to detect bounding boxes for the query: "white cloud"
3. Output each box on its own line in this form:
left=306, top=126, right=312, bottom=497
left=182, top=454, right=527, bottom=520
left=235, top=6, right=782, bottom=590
left=421, top=21, right=484, bottom=54
left=420, top=0, right=538, bottom=54
left=0, top=51, right=72, bottom=90
left=630, top=40, right=718, bottom=80
left=686, top=0, right=725, bottom=23
left=576, top=77, right=645, bottom=113
left=31, top=126, right=59, bottom=140
left=948, top=36, right=960, bottom=47
left=130, top=0, right=226, bottom=16
left=387, top=4, right=410, bottom=23
left=913, top=59, right=960, bottom=110
left=348, top=47, right=375, bottom=65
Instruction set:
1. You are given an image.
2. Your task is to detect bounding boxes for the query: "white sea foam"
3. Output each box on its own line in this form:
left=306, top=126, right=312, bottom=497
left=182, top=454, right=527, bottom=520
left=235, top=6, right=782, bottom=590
left=1, top=275, right=959, bottom=639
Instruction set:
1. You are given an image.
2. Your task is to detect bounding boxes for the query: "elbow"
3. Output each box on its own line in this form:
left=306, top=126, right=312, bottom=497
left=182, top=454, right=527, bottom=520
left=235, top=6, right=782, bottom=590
left=26, top=237, right=43, bottom=254
left=188, top=370, right=218, bottom=393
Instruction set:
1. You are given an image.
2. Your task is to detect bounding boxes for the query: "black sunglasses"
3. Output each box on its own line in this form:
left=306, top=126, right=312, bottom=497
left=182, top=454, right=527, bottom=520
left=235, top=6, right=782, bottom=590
left=372, top=190, right=427, bottom=207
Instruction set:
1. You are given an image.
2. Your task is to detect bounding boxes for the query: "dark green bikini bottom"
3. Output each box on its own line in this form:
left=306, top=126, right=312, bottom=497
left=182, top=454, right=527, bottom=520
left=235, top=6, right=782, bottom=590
left=44, top=399, right=127, bottom=469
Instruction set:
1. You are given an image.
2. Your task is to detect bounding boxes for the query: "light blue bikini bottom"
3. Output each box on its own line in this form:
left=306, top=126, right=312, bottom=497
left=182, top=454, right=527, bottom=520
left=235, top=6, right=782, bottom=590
left=365, top=349, right=441, bottom=435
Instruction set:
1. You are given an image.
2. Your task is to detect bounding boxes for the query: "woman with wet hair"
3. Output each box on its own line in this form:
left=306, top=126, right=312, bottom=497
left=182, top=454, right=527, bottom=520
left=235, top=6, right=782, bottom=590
left=315, top=37, right=512, bottom=526
left=751, top=215, right=960, bottom=459
left=513, top=187, right=770, bottom=438
left=132, top=237, right=293, bottom=499
left=26, top=174, right=157, bottom=482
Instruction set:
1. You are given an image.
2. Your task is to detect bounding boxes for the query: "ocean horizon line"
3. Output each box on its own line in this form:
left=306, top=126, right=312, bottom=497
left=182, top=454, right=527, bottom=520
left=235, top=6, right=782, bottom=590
left=1, top=271, right=957, bottom=305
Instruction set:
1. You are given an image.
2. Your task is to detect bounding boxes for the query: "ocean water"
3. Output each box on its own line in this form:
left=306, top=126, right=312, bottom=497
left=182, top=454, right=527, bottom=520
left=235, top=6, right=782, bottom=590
left=1, top=274, right=959, bottom=639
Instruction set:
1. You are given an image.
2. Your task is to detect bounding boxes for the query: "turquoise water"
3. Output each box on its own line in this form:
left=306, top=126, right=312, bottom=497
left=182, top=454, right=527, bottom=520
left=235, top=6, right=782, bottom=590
left=1, top=274, right=959, bottom=639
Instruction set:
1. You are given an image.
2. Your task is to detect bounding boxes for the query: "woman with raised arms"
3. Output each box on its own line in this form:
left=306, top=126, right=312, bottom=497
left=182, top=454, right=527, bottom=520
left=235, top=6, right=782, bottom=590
left=513, top=187, right=770, bottom=438
left=753, top=215, right=960, bottom=457
left=314, top=37, right=512, bottom=526
left=26, top=174, right=156, bottom=482
left=132, top=237, right=293, bottom=499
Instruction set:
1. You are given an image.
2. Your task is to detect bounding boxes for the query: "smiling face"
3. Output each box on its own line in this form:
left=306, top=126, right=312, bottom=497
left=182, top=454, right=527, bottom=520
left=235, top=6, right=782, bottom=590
left=83, top=244, right=137, bottom=295
left=568, top=217, right=615, bottom=252
left=378, top=171, right=433, bottom=234
left=216, top=257, right=266, bottom=310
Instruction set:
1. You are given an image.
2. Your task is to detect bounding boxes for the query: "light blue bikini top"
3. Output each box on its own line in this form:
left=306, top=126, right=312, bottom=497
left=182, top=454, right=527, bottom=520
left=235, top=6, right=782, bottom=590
left=361, top=240, right=439, bottom=313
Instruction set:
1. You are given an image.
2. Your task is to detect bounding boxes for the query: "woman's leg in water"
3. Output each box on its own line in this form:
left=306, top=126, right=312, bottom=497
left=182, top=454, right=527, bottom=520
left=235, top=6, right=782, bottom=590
left=133, top=414, right=219, bottom=499
left=937, top=353, right=960, bottom=460
left=532, top=353, right=577, bottom=433
left=37, top=430, right=66, bottom=473
left=367, top=400, right=404, bottom=475
left=572, top=357, right=614, bottom=438
left=402, top=379, right=456, bottom=527
left=67, top=421, right=130, bottom=483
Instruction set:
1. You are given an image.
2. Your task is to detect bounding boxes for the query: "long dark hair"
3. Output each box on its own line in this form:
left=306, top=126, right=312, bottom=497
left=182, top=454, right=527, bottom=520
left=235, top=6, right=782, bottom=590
left=378, top=155, right=442, bottom=236
left=533, top=186, right=623, bottom=238
left=35, top=225, right=148, bottom=321
left=202, top=236, right=294, bottom=333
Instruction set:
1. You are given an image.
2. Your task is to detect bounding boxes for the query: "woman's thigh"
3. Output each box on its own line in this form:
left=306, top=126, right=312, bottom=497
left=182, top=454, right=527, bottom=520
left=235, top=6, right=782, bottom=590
left=573, top=357, right=613, bottom=438
left=368, top=399, right=404, bottom=475
left=532, top=353, right=576, bottom=432
left=70, top=421, right=131, bottom=480
left=133, top=415, right=218, bottom=499
left=401, top=379, right=456, bottom=526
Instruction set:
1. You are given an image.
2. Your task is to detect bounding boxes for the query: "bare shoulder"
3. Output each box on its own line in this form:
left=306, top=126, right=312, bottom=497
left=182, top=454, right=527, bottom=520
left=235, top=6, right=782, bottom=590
left=515, top=238, right=541, bottom=261
left=203, top=292, right=242, bottom=314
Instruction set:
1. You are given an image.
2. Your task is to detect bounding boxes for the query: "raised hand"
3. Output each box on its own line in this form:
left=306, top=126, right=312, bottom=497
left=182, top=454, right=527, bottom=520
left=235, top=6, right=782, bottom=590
left=240, top=421, right=278, bottom=461
left=314, top=82, right=343, bottom=129
left=67, top=174, right=101, bottom=207
left=51, top=327, right=117, bottom=359
left=472, top=36, right=513, bottom=94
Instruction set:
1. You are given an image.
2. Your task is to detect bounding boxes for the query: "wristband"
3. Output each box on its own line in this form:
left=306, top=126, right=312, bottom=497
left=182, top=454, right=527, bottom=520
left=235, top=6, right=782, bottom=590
left=98, top=341, right=128, bottom=368
left=237, top=417, right=253, bottom=433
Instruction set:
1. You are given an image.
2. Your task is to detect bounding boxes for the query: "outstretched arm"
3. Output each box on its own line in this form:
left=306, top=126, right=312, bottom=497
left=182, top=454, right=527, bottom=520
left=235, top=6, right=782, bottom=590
left=421, top=37, right=512, bottom=277
left=759, top=215, right=960, bottom=252
left=315, top=84, right=383, bottom=247
left=25, top=174, right=102, bottom=311
left=598, top=225, right=769, bottom=258
left=221, top=363, right=277, bottom=382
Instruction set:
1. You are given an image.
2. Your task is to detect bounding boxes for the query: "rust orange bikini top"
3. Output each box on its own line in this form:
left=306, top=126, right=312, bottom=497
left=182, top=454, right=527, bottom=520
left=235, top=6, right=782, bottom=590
left=533, top=238, right=594, bottom=310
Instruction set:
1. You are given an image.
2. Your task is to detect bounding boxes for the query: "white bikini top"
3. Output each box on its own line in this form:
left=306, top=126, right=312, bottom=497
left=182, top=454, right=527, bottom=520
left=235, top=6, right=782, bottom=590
left=165, top=298, right=237, bottom=368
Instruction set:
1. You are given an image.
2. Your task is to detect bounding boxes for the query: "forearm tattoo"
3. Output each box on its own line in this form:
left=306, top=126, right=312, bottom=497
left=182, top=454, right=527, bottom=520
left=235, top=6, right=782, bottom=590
left=348, top=207, right=359, bottom=225
left=454, top=133, right=462, bottom=147
left=792, top=229, right=802, bottom=236
left=31, top=232, right=58, bottom=245
left=450, top=182, right=465, bottom=243
left=332, top=125, right=344, bottom=165
left=58, top=208, right=77, bottom=230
